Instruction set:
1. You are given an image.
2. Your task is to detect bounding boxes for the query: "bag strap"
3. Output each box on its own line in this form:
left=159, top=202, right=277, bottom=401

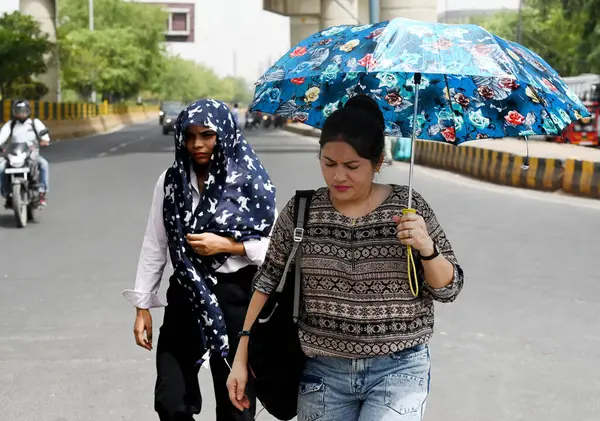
left=274, top=191, right=315, bottom=322
left=292, top=190, right=314, bottom=323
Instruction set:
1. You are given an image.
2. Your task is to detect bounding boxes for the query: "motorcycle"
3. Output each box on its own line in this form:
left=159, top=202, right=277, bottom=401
left=2, top=128, right=49, bottom=228
left=244, top=112, right=261, bottom=131
left=262, top=114, right=273, bottom=129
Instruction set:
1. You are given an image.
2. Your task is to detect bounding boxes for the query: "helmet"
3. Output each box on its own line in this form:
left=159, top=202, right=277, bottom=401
left=11, top=100, right=31, bottom=122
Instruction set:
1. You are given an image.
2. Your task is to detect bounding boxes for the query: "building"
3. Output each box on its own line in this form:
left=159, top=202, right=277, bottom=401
left=139, top=0, right=291, bottom=82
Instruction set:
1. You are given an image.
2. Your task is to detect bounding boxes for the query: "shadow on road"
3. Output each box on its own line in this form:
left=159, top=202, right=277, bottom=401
left=0, top=213, right=19, bottom=229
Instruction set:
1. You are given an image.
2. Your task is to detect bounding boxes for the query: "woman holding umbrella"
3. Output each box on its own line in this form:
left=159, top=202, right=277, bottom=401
left=227, top=95, right=464, bottom=420
left=123, top=99, right=277, bottom=421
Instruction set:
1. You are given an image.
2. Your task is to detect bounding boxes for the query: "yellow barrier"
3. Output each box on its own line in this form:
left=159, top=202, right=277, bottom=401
left=562, top=159, right=600, bottom=198
left=1, top=99, right=158, bottom=122
left=1, top=99, right=159, bottom=140
left=414, top=140, right=564, bottom=192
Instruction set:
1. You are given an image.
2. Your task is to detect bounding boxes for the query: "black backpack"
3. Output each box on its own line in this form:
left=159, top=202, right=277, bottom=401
left=248, top=189, right=314, bottom=421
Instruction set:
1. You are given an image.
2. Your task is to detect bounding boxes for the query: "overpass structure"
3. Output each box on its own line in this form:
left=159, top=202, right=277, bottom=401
left=263, top=0, right=437, bottom=46
left=20, top=0, right=59, bottom=101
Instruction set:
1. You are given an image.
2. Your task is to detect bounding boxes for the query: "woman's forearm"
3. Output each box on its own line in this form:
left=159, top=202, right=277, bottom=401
left=222, top=238, right=246, bottom=256
left=422, top=256, right=455, bottom=289
left=234, top=290, right=270, bottom=364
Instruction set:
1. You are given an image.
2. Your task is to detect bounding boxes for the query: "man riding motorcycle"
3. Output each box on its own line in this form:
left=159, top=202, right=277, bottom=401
left=0, top=100, right=50, bottom=208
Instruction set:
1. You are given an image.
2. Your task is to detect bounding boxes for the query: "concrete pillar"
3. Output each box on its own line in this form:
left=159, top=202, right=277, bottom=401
left=321, top=0, right=360, bottom=28
left=290, top=15, right=321, bottom=46
left=20, top=0, right=59, bottom=102
left=357, top=0, right=370, bottom=24
left=380, top=0, right=438, bottom=23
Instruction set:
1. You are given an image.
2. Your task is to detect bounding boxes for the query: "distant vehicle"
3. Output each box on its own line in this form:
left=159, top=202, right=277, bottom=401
left=160, top=102, right=185, bottom=135
left=159, top=101, right=184, bottom=126
left=549, top=74, right=600, bottom=146
left=2, top=128, right=50, bottom=228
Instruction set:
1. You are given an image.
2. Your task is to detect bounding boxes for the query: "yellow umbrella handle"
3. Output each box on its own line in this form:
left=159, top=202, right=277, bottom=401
left=402, top=208, right=419, bottom=297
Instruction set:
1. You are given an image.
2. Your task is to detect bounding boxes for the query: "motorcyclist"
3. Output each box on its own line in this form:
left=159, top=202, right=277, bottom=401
left=232, top=102, right=240, bottom=125
left=0, top=100, right=50, bottom=208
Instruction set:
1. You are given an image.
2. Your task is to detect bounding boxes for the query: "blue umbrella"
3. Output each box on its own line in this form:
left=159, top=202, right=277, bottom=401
left=251, top=17, right=590, bottom=295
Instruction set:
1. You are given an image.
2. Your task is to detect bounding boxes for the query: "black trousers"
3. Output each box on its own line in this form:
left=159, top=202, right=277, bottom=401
left=154, top=265, right=257, bottom=421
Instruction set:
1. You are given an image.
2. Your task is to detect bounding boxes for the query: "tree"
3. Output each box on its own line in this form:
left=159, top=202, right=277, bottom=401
left=472, top=0, right=596, bottom=76
left=58, top=0, right=167, bottom=100
left=555, top=0, right=600, bottom=72
left=0, top=12, right=53, bottom=98
left=61, top=28, right=152, bottom=98
left=224, top=77, right=255, bottom=104
left=150, top=55, right=255, bottom=104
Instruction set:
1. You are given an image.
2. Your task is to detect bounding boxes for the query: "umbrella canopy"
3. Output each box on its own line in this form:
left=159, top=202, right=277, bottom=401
left=250, top=17, right=590, bottom=145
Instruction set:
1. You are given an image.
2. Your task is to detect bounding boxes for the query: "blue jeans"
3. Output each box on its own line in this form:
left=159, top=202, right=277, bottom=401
left=37, top=156, right=49, bottom=193
left=0, top=155, right=49, bottom=197
left=298, top=344, right=431, bottom=421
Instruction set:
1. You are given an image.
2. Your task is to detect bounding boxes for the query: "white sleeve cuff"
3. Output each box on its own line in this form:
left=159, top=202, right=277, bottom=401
left=122, top=289, right=166, bottom=309
left=243, top=238, right=269, bottom=266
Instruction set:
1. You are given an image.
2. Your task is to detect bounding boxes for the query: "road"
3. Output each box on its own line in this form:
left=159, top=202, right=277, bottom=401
left=0, top=121, right=599, bottom=421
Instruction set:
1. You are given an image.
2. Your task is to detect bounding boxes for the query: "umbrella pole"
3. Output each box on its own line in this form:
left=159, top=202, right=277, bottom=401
left=403, top=73, right=422, bottom=298
left=407, top=72, right=422, bottom=210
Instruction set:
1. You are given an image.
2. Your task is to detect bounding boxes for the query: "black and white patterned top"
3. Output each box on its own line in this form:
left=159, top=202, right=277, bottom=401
left=253, top=185, right=464, bottom=359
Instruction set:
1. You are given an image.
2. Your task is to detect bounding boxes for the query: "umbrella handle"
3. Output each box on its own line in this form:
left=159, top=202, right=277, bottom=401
left=402, top=208, right=420, bottom=297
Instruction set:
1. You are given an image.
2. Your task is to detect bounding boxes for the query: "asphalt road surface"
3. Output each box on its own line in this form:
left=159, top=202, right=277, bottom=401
left=1, top=121, right=599, bottom=421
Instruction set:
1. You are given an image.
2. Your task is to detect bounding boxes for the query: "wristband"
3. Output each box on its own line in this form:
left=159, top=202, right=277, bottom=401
left=237, top=330, right=251, bottom=338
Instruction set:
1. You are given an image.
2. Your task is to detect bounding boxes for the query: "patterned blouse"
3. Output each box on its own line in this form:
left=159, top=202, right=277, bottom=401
left=253, top=185, right=464, bottom=359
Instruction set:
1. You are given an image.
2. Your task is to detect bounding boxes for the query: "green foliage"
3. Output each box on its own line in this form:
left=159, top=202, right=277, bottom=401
left=0, top=11, right=53, bottom=98
left=61, top=28, right=152, bottom=98
left=58, top=0, right=167, bottom=100
left=472, top=0, right=599, bottom=76
left=150, top=55, right=254, bottom=104
left=57, top=0, right=254, bottom=104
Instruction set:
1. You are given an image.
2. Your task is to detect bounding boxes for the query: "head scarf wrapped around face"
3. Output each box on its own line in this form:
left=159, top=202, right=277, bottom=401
left=163, top=99, right=277, bottom=359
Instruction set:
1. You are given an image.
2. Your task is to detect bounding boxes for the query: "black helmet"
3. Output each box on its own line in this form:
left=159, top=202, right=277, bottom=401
left=12, top=100, right=31, bottom=122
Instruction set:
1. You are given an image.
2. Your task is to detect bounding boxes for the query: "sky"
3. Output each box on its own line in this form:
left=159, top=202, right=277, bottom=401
left=0, top=0, right=20, bottom=15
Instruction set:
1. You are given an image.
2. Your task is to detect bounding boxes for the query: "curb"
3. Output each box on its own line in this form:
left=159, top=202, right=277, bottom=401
left=283, top=124, right=599, bottom=199
left=414, top=141, right=564, bottom=192
left=284, top=124, right=320, bottom=138
left=562, top=159, right=600, bottom=198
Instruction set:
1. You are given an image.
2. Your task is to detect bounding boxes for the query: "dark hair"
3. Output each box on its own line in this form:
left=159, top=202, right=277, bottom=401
left=319, top=95, right=385, bottom=166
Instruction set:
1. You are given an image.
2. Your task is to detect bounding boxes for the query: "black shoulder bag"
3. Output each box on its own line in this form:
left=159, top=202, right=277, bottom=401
left=248, top=189, right=314, bottom=421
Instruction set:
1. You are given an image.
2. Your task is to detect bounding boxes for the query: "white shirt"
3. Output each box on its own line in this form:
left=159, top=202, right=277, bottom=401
left=0, top=119, right=51, bottom=148
left=122, top=169, right=277, bottom=309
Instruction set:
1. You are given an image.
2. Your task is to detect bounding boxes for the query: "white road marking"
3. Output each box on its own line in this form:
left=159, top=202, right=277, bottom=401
left=100, top=134, right=147, bottom=157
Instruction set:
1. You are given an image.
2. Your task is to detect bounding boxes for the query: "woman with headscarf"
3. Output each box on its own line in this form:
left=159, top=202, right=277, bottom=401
left=123, top=99, right=277, bottom=421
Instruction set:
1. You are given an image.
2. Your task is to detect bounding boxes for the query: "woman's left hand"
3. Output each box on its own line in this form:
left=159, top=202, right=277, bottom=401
left=186, top=233, right=232, bottom=256
left=393, top=213, right=435, bottom=255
